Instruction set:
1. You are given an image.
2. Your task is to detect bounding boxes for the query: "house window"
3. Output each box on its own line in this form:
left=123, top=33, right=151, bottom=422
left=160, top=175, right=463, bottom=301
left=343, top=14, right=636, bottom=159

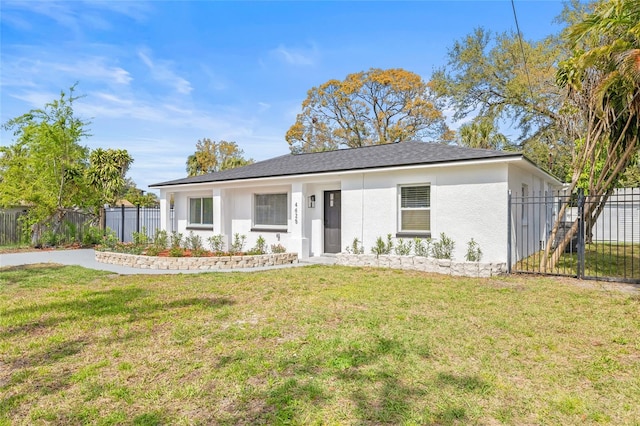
left=399, top=185, right=431, bottom=234
left=254, top=193, right=287, bottom=230
left=189, top=197, right=213, bottom=227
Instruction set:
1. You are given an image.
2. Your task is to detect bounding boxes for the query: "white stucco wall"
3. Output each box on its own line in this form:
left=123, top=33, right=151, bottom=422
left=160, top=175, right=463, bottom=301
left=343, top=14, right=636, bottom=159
left=155, top=158, right=560, bottom=264
left=507, top=163, right=563, bottom=263
left=341, top=163, right=509, bottom=263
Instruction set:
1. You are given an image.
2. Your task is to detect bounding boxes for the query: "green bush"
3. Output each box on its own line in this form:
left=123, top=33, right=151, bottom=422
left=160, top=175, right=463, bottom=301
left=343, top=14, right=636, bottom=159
left=465, top=238, right=483, bottom=262
left=371, top=234, right=393, bottom=257
left=132, top=227, right=149, bottom=246
left=229, top=233, right=246, bottom=255
left=208, top=235, right=225, bottom=253
left=146, top=246, right=162, bottom=256
left=249, top=235, right=267, bottom=255
left=169, top=246, right=184, bottom=257
left=432, top=233, right=455, bottom=260
left=82, top=225, right=103, bottom=246
left=394, top=238, right=412, bottom=256
left=153, top=229, right=168, bottom=250
left=413, top=237, right=431, bottom=257
left=345, top=237, right=364, bottom=254
left=184, top=231, right=204, bottom=251
left=170, top=231, right=183, bottom=249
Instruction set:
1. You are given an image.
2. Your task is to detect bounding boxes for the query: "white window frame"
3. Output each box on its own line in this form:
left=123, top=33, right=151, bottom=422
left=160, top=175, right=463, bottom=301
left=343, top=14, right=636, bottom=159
left=188, top=196, right=213, bottom=228
left=397, top=184, right=431, bottom=236
left=253, top=192, right=288, bottom=231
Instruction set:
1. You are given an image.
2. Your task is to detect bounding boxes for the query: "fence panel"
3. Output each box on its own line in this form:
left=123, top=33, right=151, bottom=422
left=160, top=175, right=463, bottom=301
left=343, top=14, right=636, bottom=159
left=0, top=210, right=26, bottom=245
left=509, top=188, right=640, bottom=283
left=105, top=206, right=161, bottom=243
left=0, top=209, right=94, bottom=246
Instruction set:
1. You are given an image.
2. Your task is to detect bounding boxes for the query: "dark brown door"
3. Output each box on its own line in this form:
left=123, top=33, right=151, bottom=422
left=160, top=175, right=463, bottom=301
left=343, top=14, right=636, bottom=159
left=324, top=190, right=341, bottom=254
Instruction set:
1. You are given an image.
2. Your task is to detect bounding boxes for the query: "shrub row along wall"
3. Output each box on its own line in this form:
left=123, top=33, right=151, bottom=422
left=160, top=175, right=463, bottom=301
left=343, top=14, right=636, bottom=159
left=336, top=254, right=506, bottom=278
left=96, top=251, right=298, bottom=270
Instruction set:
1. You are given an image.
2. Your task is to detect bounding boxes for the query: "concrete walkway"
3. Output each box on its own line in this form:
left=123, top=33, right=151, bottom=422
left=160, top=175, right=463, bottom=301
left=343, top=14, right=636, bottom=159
left=0, top=249, right=336, bottom=275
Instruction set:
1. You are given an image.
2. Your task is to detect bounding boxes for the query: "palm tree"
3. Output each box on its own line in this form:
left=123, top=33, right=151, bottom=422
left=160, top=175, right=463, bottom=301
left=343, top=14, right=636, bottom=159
left=543, top=0, right=640, bottom=270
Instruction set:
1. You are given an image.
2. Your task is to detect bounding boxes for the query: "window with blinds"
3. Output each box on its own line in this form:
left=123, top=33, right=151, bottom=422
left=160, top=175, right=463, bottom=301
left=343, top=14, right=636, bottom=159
left=399, top=185, right=430, bottom=232
left=189, top=197, right=213, bottom=226
left=254, top=193, right=287, bottom=228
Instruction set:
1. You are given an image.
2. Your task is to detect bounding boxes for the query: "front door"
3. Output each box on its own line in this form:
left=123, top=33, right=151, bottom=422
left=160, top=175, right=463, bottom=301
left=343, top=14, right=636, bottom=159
left=324, top=190, right=341, bottom=254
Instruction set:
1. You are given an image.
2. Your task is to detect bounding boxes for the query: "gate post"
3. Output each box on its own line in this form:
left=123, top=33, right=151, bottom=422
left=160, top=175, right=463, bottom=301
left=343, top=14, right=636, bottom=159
left=136, top=204, right=140, bottom=235
left=507, top=190, right=512, bottom=274
left=121, top=204, right=125, bottom=242
left=577, top=189, right=585, bottom=279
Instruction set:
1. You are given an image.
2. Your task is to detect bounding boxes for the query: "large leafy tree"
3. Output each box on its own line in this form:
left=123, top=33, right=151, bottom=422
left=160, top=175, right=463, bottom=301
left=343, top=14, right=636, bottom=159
left=186, top=139, right=252, bottom=176
left=543, top=0, right=640, bottom=269
left=0, top=87, right=138, bottom=242
left=431, top=28, right=571, bottom=178
left=286, top=68, right=451, bottom=153
left=1, top=86, right=90, bottom=237
left=86, top=148, right=134, bottom=208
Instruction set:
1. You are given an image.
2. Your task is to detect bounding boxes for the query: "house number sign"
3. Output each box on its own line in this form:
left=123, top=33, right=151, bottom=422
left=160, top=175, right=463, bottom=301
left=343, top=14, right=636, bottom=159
left=294, top=202, right=298, bottom=224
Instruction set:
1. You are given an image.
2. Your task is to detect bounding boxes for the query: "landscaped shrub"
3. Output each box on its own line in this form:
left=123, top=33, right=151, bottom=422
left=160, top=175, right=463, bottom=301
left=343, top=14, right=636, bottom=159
left=229, top=233, right=246, bottom=255
left=247, top=235, right=267, bottom=255
left=371, top=234, right=393, bottom=257
left=168, top=246, right=184, bottom=257
left=145, top=245, right=162, bottom=256
left=153, top=229, right=168, bottom=250
left=40, top=229, right=60, bottom=247
left=99, top=230, right=119, bottom=251
left=345, top=237, right=364, bottom=254
left=394, top=238, right=412, bottom=256
left=208, top=234, right=225, bottom=253
left=132, top=227, right=149, bottom=246
left=82, top=225, right=103, bottom=246
left=413, top=237, right=431, bottom=257
left=270, top=243, right=286, bottom=254
left=170, top=231, right=183, bottom=249
left=465, top=238, right=483, bottom=262
left=184, top=231, right=204, bottom=251
left=432, top=232, right=455, bottom=260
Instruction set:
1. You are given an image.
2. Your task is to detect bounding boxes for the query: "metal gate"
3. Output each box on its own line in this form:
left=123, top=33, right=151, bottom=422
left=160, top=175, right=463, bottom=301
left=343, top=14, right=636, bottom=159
left=509, top=188, right=640, bottom=283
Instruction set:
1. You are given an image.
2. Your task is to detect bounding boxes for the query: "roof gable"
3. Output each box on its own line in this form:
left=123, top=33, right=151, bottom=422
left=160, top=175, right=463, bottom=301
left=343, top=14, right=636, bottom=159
left=151, top=141, right=522, bottom=187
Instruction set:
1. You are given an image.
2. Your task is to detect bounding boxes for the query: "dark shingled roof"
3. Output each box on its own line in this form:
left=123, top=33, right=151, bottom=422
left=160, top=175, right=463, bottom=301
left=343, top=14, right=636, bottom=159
left=150, top=141, right=522, bottom=187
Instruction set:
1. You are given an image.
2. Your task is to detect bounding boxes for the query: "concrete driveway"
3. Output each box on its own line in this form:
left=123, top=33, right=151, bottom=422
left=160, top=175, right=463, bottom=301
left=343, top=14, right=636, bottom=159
left=0, top=249, right=335, bottom=275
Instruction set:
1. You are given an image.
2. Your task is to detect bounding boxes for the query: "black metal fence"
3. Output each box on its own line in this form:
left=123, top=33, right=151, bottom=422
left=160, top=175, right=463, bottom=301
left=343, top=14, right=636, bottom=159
left=509, top=188, right=640, bottom=283
left=104, top=205, right=161, bottom=243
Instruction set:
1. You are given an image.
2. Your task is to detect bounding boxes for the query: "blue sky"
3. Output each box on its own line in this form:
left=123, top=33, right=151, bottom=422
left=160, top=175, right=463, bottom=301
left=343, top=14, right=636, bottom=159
left=1, top=1, right=565, bottom=192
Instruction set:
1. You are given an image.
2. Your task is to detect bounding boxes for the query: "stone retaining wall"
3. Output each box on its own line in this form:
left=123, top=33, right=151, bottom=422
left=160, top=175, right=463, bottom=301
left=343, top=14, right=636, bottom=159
left=95, top=251, right=298, bottom=270
left=336, top=253, right=506, bottom=278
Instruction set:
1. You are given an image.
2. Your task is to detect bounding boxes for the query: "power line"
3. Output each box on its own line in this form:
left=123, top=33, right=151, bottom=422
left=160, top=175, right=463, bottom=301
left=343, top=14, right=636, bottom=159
left=511, top=0, right=535, bottom=101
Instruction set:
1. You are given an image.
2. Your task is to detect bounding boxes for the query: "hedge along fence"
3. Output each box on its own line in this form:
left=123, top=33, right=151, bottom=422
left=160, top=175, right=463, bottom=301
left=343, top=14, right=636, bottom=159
left=95, top=251, right=298, bottom=271
left=336, top=253, right=506, bottom=278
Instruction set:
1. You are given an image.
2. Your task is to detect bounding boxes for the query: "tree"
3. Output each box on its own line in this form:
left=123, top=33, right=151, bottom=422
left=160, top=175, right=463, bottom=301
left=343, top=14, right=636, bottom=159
left=431, top=28, right=572, bottom=178
left=542, top=0, right=640, bottom=270
left=286, top=68, right=450, bottom=153
left=186, top=139, right=253, bottom=176
left=457, top=117, right=509, bottom=150
left=85, top=148, right=134, bottom=208
left=0, top=86, right=90, bottom=238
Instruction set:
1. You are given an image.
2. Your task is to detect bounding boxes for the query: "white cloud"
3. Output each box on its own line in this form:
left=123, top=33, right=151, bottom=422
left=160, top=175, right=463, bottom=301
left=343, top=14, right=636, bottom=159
left=138, top=50, right=193, bottom=94
left=270, top=44, right=318, bottom=66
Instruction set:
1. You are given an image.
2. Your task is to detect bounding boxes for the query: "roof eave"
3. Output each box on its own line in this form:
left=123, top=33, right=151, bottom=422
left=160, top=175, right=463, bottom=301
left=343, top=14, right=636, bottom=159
left=149, top=153, right=525, bottom=189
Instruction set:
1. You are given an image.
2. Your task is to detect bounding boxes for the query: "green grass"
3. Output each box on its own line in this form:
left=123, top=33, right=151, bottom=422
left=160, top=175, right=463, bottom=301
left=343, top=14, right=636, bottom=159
left=516, top=243, right=640, bottom=280
left=1, top=264, right=639, bottom=424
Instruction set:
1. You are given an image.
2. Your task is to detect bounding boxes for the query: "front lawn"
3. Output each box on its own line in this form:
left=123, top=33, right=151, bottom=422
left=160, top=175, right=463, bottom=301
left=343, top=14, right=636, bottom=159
left=1, top=265, right=639, bottom=424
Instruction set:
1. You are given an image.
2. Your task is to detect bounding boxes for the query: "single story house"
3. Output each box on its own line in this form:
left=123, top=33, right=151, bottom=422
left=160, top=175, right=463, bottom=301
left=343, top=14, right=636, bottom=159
left=150, top=141, right=563, bottom=264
